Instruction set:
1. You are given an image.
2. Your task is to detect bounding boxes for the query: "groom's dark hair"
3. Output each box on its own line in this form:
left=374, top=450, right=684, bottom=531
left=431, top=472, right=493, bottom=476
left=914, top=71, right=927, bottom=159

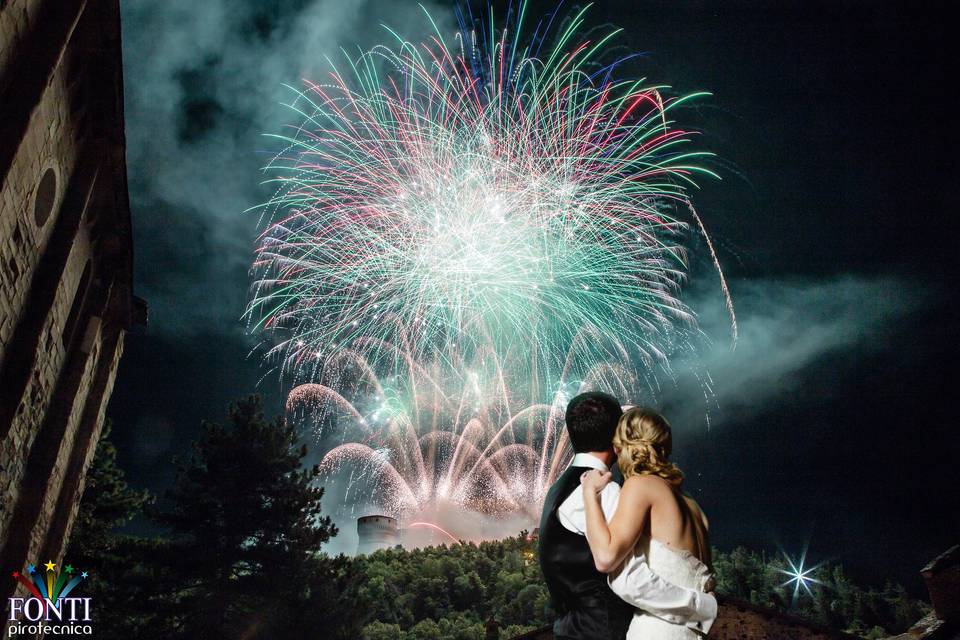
left=565, top=391, right=623, bottom=453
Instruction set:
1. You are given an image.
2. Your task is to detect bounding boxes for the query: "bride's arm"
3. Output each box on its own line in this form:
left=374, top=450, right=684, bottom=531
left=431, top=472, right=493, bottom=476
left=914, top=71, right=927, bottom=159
left=581, top=472, right=655, bottom=572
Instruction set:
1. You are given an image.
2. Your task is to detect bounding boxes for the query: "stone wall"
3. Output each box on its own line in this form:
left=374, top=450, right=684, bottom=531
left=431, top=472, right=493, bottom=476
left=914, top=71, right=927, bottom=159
left=0, top=0, right=45, bottom=84
left=0, top=0, right=140, bottom=611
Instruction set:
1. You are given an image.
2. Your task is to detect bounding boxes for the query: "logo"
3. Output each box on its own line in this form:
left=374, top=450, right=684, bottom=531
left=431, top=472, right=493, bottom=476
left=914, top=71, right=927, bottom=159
left=6, top=561, right=92, bottom=636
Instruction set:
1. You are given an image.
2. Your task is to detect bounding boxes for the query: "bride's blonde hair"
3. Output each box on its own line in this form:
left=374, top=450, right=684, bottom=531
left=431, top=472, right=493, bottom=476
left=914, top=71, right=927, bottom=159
left=614, top=407, right=684, bottom=485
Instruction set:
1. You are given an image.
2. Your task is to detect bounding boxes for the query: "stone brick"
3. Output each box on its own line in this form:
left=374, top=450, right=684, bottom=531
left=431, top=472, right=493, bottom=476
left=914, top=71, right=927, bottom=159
left=0, top=0, right=142, bottom=606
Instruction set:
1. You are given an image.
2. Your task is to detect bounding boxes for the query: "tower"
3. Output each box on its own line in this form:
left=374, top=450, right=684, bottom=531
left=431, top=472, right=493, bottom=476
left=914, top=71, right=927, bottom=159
left=356, top=515, right=400, bottom=555
left=0, top=0, right=143, bottom=603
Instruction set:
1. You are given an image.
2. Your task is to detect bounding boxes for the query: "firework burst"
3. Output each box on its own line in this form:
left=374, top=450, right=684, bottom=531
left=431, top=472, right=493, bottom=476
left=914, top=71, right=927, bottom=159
left=246, top=1, right=735, bottom=383
left=287, top=334, right=636, bottom=520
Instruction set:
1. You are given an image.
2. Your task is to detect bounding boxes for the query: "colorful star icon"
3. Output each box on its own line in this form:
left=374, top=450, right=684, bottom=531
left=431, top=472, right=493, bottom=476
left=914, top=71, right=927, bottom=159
left=80, top=572, right=88, bottom=579
left=27, top=564, right=36, bottom=574
left=12, top=571, right=19, bottom=578
left=65, top=565, right=74, bottom=574
left=44, top=561, right=56, bottom=572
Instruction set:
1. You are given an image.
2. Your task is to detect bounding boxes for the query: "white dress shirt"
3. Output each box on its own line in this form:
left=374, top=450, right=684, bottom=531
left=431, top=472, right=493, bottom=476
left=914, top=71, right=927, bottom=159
left=557, top=453, right=718, bottom=634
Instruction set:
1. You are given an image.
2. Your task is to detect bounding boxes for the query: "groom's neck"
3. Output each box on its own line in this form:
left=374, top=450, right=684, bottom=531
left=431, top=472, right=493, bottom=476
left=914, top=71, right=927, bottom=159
left=582, top=450, right=617, bottom=468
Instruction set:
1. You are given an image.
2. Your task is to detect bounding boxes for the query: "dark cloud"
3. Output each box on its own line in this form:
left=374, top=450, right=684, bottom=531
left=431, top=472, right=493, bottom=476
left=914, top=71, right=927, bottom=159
left=121, top=0, right=453, bottom=334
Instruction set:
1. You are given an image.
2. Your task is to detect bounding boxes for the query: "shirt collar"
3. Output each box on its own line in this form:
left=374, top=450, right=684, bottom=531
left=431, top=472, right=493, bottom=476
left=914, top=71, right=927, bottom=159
left=570, top=452, right=612, bottom=472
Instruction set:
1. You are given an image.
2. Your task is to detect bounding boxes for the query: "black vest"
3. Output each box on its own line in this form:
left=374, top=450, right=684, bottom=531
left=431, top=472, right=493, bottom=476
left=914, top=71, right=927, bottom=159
left=538, top=466, right=632, bottom=639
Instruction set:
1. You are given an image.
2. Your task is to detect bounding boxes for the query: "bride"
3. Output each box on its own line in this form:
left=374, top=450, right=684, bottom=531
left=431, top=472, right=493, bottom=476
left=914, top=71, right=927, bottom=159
left=580, top=407, right=714, bottom=639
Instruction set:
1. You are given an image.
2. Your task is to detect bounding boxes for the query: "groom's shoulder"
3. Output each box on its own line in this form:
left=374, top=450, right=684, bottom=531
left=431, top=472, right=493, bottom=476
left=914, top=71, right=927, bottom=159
left=543, top=468, right=577, bottom=498
left=544, top=466, right=591, bottom=501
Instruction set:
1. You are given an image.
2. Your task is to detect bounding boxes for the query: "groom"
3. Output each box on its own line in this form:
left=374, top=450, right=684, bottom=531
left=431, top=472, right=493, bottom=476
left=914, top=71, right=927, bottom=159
left=538, top=391, right=717, bottom=639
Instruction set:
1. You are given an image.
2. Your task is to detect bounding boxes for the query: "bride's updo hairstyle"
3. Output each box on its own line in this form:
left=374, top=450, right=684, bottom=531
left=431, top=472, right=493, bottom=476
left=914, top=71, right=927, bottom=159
left=613, top=407, right=684, bottom=485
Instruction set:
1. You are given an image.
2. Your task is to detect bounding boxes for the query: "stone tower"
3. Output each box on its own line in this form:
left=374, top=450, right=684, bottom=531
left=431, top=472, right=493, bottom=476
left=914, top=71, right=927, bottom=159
left=0, top=0, right=142, bottom=603
left=357, top=515, right=401, bottom=555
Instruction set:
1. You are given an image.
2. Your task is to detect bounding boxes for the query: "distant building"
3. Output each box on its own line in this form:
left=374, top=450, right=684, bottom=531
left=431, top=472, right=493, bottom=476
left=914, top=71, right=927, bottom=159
left=357, top=515, right=401, bottom=555
left=0, top=0, right=143, bottom=604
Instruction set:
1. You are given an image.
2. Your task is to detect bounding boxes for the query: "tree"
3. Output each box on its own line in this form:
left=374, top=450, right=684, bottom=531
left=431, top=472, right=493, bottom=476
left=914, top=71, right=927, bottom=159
left=66, top=421, right=160, bottom=639
left=452, top=571, right=484, bottom=609
left=68, top=419, right=153, bottom=562
left=152, top=396, right=339, bottom=639
left=363, top=621, right=405, bottom=640
left=300, top=552, right=367, bottom=639
left=408, top=618, right=444, bottom=640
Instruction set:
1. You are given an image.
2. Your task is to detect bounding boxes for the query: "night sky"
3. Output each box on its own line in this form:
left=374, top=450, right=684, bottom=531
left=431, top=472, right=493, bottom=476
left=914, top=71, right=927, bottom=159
left=109, top=0, right=958, bottom=591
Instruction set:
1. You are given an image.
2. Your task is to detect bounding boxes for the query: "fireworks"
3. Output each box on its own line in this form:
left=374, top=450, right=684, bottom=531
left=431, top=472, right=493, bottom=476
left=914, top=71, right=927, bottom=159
left=249, top=1, right=737, bottom=533
left=409, top=522, right=461, bottom=545
left=287, top=336, right=631, bottom=520
left=247, top=1, right=735, bottom=383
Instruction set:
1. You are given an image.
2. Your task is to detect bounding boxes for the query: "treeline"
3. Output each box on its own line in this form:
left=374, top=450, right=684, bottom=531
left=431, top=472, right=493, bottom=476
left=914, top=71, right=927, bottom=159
left=68, top=396, right=926, bottom=639
left=354, top=536, right=546, bottom=639
left=348, top=537, right=929, bottom=639
left=714, top=548, right=927, bottom=639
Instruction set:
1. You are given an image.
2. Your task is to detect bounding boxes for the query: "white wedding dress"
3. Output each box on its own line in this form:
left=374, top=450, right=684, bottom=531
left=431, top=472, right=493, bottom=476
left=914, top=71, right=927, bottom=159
left=625, top=537, right=713, bottom=639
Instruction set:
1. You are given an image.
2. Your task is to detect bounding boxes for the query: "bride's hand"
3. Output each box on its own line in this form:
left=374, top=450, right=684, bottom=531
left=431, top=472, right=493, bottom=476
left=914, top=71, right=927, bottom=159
left=704, top=576, right=716, bottom=593
left=580, top=469, right=612, bottom=494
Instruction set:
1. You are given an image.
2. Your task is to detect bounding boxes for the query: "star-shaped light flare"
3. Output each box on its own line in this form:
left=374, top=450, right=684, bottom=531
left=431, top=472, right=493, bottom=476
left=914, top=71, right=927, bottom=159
left=778, top=551, right=822, bottom=599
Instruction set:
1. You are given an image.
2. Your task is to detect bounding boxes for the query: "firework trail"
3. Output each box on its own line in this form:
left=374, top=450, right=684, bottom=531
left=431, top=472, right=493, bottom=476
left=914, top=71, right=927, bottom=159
left=286, top=333, right=637, bottom=520
left=409, top=522, right=461, bottom=545
left=246, top=0, right=736, bottom=385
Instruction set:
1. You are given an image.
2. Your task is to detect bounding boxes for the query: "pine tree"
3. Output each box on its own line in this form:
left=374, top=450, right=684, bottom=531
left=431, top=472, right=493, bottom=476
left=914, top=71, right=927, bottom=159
left=68, top=420, right=153, bottom=562
left=66, top=421, right=161, bottom=639
left=153, top=395, right=338, bottom=639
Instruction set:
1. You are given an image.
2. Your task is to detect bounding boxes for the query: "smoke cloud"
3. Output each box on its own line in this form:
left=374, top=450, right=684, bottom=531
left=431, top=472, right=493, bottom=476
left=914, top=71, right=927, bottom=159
left=661, top=275, right=929, bottom=430
left=121, top=0, right=451, bottom=334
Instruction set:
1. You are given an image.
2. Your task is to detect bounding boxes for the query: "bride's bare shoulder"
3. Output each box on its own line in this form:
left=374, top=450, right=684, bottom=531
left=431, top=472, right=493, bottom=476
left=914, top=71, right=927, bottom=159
left=622, top=474, right=674, bottom=497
